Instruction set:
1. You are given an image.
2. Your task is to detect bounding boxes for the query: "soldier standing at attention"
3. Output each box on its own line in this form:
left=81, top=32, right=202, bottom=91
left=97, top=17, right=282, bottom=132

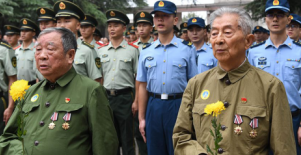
left=80, top=14, right=102, bottom=49
left=180, top=22, right=190, bottom=42
left=54, top=1, right=102, bottom=84
left=136, top=1, right=198, bottom=155
left=286, top=13, right=301, bottom=41
left=15, top=18, right=38, bottom=85
left=3, top=25, right=20, bottom=51
left=248, top=0, right=301, bottom=154
left=98, top=9, right=139, bottom=155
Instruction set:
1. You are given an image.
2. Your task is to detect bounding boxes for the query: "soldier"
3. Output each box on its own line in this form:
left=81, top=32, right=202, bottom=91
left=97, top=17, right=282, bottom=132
left=180, top=22, right=190, bottom=41
left=252, top=26, right=266, bottom=45
left=173, top=25, right=180, bottom=37
left=98, top=9, right=139, bottom=155
left=0, top=27, right=118, bottom=155
left=54, top=1, right=102, bottom=84
left=93, top=28, right=102, bottom=42
left=129, top=25, right=137, bottom=43
left=287, top=13, right=301, bottom=41
left=15, top=18, right=38, bottom=85
left=3, top=25, right=20, bottom=50
left=37, top=7, right=56, bottom=31
left=80, top=14, right=102, bottom=49
left=173, top=7, right=296, bottom=155
left=248, top=0, right=301, bottom=154
left=187, top=17, right=217, bottom=73
left=136, top=1, right=198, bottom=154
left=125, top=30, right=131, bottom=42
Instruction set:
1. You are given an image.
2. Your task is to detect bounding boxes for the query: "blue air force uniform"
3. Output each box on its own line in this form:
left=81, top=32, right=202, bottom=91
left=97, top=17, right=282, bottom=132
left=194, top=43, right=217, bottom=73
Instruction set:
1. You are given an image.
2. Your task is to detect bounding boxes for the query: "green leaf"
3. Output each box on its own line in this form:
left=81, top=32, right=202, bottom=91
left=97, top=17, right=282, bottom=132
left=206, top=145, right=214, bottom=155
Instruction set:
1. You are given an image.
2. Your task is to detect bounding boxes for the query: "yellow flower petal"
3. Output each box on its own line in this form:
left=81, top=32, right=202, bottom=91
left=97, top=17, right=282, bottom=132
left=9, top=80, right=30, bottom=102
left=204, top=101, right=226, bottom=117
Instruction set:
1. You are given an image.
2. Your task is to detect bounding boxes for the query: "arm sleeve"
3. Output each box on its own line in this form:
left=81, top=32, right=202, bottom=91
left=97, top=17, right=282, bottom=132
left=86, top=49, right=102, bottom=80
left=173, top=80, right=207, bottom=155
left=136, top=52, right=147, bottom=82
left=4, top=48, right=17, bottom=76
left=133, top=48, right=139, bottom=74
left=187, top=48, right=198, bottom=80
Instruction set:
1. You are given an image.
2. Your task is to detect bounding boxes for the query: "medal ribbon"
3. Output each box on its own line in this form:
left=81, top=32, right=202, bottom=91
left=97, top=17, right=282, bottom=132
left=50, top=112, right=58, bottom=121
left=234, top=114, right=243, bottom=125
left=63, top=113, right=71, bottom=122
left=249, top=118, right=258, bottom=129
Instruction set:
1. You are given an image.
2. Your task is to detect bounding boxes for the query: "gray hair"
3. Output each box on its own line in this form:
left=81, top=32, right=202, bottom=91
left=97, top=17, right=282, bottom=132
left=209, top=7, right=253, bottom=35
left=38, top=27, right=77, bottom=53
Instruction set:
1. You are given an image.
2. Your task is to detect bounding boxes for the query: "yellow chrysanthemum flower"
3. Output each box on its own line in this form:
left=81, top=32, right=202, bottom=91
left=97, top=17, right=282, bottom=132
left=204, top=101, right=226, bottom=117
left=9, top=80, right=30, bottom=101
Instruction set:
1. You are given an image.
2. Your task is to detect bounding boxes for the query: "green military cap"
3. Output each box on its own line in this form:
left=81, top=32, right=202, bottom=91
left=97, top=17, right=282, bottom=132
left=125, top=30, right=130, bottom=38
left=180, top=22, right=188, bottom=32
left=153, top=26, right=158, bottom=35
left=37, top=7, right=56, bottom=22
left=93, top=29, right=102, bottom=37
left=4, top=25, right=20, bottom=35
left=54, top=1, right=85, bottom=21
left=19, top=18, right=39, bottom=32
left=128, top=25, right=136, bottom=34
left=134, top=11, right=153, bottom=25
left=174, top=25, right=180, bottom=33
left=81, top=14, right=98, bottom=27
left=106, top=10, right=129, bottom=25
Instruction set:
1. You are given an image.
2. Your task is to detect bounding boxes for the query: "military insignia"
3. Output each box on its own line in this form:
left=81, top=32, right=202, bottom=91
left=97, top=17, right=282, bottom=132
left=146, top=56, right=154, bottom=61
left=143, top=43, right=151, bottom=49
left=249, top=118, right=258, bottom=138
left=95, top=57, right=101, bottom=68
left=110, top=11, right=115, bottom=17
left=127, top=32, right=130, bottom=35
left=234, top=126, right=243, bottom=135
left=59, top=2, right=66, bottom=9
left=201, top=90, right=210, bottom=100
left=258, top=57, right=267, bottom=65
left=287, top=59, right=301, bottom=62
left=49, top=122, right=55, bottom=130
left=250, top=40, right=265, bottom=49
left=140, top=12, right=145, bottom=18
left=102, top=54, right=108, bottom=58
left=250, top=130, right=257, bottom=138
left=65, top=97, right=70, bottom=103
left=293, top=40, right=301, bottom=46
left=158, top=1, right=164, bottom=7
left=62, top=122, right=70, bottom=130
left=258, top=57, right=267, bottom=61
left=273, top=0, right=279, bottom=5
left=289, top=15, right=293, bottom=20
left=234, top=114, right=243, bottom=135
left=184, top=23, right=187, bottom=27
left=11, top=57, right=17, bottom=68
left=40, top=8, right=46, bottom=14
left=256, top=26, right=259, bottom=29
left=49, top=112, right=58, bottom=130
left=31, top=94, right=39, bottom=102
left=7, top=26, right=11, bottom=30
left=192, top=18, right=197, bottom=23
left=62, top=113, right=71, bottom=130
left=84, top=16, right=87, bottom=20
left=23, top=19, right=27, bottom=25
left=131, top=26, right=135, bottom=30
left=241, top=97, right=247, bottom=104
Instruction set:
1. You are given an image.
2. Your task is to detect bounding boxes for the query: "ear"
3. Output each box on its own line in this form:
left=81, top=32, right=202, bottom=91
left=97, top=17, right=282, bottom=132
left=122, top=25, right=126, bottom=33
left=245, top=34, right=255, bottom=50
left=66, top=49, right=75, bottom=64
left=92, top=27, right=96, bottom=33
left=76, top=20, right=80, bottom=30
left=174, top=16, right=178, bottom=26
left=287, top=16, right=291, bottom=25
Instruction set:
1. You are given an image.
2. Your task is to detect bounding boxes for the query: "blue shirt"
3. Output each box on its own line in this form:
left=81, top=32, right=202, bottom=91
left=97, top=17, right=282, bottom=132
left=136, top=36, right=198, bottom=94
left=193, top=43, right=217, bottom=73
left=248, top=37, right=301, bottom=111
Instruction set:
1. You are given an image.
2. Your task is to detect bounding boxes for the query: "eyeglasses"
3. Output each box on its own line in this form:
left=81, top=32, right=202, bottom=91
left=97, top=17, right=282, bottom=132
left=266, top=13, right=287, bottom=19
left=286, top=24, right=300, bottom=29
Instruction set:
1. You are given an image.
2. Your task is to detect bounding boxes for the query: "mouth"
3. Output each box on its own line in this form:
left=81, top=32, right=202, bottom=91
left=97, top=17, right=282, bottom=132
left=272, top=25, right=279, bottom=28
left=39, top=64, right=48, bottom=70
left=215, top=49, right=226, bottom=53
left=157, top=24, right=164, bottom=28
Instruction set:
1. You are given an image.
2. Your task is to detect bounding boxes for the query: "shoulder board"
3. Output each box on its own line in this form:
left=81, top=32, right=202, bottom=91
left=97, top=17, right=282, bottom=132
left=13, top=44, right=21, bottom=50
left=132, top=39, right=138, bottom=43
left=96, top=41, right=104, bottom=46
left=181, top=40, right=192, bottom=47
left=97, top=43, right=109, bottom=49
left=250, top=41, right=265, bottom=49
left=293, top=40, right=301, bottom=46
left=142, top=43, right=151, bottom=49
left=128, top=42, right=139, bottom=49
left=0, top=42, right=12, bottom=49
left=82, top=41, right=94, bottom=49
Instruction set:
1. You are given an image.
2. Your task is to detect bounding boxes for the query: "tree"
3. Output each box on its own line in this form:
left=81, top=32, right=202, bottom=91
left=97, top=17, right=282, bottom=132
left=245, top=0, right=301, bottom=21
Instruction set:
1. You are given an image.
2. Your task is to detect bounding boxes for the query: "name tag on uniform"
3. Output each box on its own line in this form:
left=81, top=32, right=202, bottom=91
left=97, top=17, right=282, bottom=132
left=161, top=94, right=168, bottom=100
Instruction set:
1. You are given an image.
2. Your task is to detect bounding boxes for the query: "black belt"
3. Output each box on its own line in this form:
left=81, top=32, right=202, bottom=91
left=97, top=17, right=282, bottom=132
left=106, top=88, right=132, bottom=96
left=28, top=80, right=36, bottom=86
left=149, top=92, right=183, bottom=100
left=292, top=109, right=300, bottom=117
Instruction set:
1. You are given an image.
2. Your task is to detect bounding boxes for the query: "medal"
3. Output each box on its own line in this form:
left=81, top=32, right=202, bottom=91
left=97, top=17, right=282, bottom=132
left=49, top=112, right=58, bottom=130
left=249, top=118, right=258, bottom=138
left=234, top=114, right=243, bottom=135
left=62, top=113, right=71, bottom=130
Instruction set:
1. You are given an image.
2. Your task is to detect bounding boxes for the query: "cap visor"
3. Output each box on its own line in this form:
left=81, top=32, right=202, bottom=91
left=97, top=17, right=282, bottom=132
left=187, top=24, right=204, bottom=29
left=265, top=6, right=289, bottom=13
left=38, top=18, right=55, bottom=22
left=150, top=10, right=175, bottom=14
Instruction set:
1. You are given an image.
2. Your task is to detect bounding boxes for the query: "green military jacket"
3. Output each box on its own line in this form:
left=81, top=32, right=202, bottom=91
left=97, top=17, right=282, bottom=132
left=90, top=38, right=101, bottom=50
left=97, top=40, right=139, bottom=89
left=74, top=38, right=102, bottom=80
left=0, top=42, right=17, bottom=92
left=0, top=67, right=118, bottom=155
left=133, top=37, right=154, bottom=52
left=173, top=60, right=296, bottom=155
left=15, top=42, right=36, bottom=81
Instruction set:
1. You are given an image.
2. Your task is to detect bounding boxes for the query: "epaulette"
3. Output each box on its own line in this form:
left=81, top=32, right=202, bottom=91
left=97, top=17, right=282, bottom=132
left=132, top=39, right=138, bottom=43
left=293, top=40, right=301, bottom=46
left=0, top=42, right=12, bottom=49
left=96, top=41, right=104, bottom=46
left=82, top=41, right=94, bottom=49
left=250, top=41, right=265, bottom=49
left=142, top=43, right=151, bottom=49
left=153, top=39, right=157, bottom=41
left=128, top=42, right=139, bottom=49
left=97, top=43, right=109, bottom=49
left=181, top=40, right=192, bottom=47
left=13, top=44, right=21, bottom=50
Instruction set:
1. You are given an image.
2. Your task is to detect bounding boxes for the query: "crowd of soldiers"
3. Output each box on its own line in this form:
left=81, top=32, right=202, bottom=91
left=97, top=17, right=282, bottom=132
left=0, top=0, right=300, bottom=154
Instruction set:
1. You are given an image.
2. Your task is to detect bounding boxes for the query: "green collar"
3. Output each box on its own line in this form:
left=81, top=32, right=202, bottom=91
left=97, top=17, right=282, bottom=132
left=41, top=67, right=77, bottom=88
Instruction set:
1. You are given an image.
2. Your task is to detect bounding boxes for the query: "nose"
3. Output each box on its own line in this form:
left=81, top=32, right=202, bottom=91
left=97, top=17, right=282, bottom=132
left=215, top=33, right=225, bottom=45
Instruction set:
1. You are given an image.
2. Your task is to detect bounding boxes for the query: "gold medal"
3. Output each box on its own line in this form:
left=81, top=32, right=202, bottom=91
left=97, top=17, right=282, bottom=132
left=249, top=129, right=257, bottom=138
left=234, top=126, right=243, bottom=135
left=48, top=122, right=55, bottom=129
left=62, top=122, right=70, bottom=130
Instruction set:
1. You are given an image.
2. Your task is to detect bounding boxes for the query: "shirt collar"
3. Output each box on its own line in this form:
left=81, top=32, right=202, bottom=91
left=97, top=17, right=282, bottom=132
left=41, top=67, right=77, bottom=88
left=196, top=43, right=209, bottom=53
left=20, top=41, right=35, bottom=50
left=154, top=35, right=179, bottom=48
left=265, top=36, right=293, bottom=49
left=216, top=58, right=251, bottom=84
left=108, top=39, right=127, bottom=50
left=90, top=39, right=96, bottom=46
left=138, top=37, right=154, bottom=45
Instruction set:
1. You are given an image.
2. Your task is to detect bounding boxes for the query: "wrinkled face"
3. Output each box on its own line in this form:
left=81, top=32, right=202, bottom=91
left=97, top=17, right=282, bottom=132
left=154, top=12, right=178, bottom=34
left=210, top=13, right=249, bottom=64
left=6, top=34, right=20, bottom=45
left=137, top=22, right=153, bottom=38
left=107, top=22, right=126, bottom=39
left=56, top=17, right=80, bottom=35
left=39, top=20, right=56, bottom=31
left=35, top=32, right=74, bottom=81
left=20, top=30, right=35, bottom=41
left=80, top=25, right=95, bottom=39
left=254, top=31, right=264, bottom=42
left=286, top=21, right=300, bottom=41
left=265, top=9, right=291, bottom=35
left=188, top=25, right=206, bottom=43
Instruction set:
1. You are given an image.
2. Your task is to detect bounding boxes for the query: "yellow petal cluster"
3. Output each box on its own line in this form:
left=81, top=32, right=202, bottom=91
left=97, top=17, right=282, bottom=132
left=204, top=101, right=226, bottom=117
left=9, top=80, right=30, bottom=102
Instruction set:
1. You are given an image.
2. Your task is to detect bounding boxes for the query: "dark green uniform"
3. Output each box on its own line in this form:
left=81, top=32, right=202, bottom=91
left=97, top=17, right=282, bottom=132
left=0, top=67, right=118, bottom=155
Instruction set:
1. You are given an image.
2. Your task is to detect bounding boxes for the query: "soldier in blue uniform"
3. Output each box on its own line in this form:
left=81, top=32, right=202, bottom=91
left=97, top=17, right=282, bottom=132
left=252, top=26, right=266, bottom=45
left=286, top=13, right=301, bottom=42
left=248, top=0, right=301, bottom=154
left=187, top=17, right=217, bottom=73
left=136, top=1, right=198, bottom=155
